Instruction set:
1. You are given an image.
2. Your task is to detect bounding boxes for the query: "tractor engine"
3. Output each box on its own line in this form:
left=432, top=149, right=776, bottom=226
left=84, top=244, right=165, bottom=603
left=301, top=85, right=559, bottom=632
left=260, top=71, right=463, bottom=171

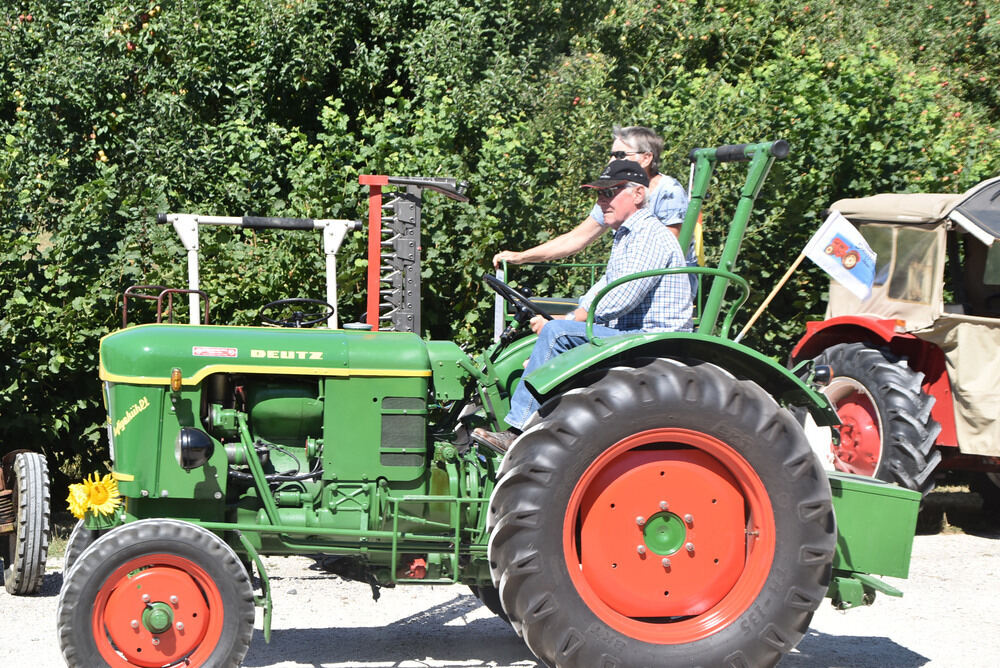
left=100, top=323, right=485, bottom=585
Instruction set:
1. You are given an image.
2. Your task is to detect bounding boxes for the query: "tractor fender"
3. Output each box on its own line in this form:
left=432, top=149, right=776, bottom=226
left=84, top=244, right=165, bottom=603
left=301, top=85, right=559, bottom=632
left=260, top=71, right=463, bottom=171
left=790, top=316, right=911, bottom=364
left=789, top=316, right=957, bottom=448
left=522, top=331, right=840, bottom=426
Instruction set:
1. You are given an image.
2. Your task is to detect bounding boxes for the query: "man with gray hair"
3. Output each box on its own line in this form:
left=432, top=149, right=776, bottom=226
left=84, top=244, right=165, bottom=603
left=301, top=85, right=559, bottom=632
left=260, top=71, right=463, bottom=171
left=474, top=159, right=693, bottom=454
left=492, top=126, right=689, bottom=268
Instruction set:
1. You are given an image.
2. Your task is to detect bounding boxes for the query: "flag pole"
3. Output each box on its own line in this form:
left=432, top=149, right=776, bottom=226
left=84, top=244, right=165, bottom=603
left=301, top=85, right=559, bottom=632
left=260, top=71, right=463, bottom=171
left=734, top=251, right=807, bottom=342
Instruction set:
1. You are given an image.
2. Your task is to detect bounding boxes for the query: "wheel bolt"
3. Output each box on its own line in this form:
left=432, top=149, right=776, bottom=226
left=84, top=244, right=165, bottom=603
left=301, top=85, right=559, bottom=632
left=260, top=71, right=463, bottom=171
left=175, top=622, right=184, bottom=631
left=685, top=542, right=695, bottom=553
left=684, top=513, right=694, bottom=525
left=661, top=558, right=671, bottom=568
left=636, top=515, right=645, bottom=526
left=169, top=596, right=178, bottom=605
left=659, top=500, right=669, bottom=511
left=151, top=637, right=160, bottom=646
left=130, top=619, right=139, bottom=629
left=636, top=545, right=646, bottom=555
left=141, top=594, right=150, bottom=603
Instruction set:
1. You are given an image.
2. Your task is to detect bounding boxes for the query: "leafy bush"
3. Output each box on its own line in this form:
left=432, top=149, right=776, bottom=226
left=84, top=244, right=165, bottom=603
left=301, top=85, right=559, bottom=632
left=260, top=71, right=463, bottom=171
left=2, top=0, right=998, bottom=482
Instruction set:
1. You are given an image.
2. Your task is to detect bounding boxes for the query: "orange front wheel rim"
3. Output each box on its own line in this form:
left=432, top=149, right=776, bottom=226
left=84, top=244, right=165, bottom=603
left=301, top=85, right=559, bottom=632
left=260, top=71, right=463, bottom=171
left=92, top=554, right=224, bottom=667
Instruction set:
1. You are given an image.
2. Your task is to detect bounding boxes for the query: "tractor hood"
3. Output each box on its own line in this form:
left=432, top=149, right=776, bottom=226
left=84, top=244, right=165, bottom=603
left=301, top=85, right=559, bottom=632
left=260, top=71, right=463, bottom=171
left=100, top=324, right=432, bottom=386
left=832, top=176, right=1000, bottom=245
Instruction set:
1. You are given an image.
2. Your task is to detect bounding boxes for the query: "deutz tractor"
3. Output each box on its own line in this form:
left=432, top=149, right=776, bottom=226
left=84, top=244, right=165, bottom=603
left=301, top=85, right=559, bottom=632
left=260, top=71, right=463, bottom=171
left=790, top=177, right=1000, bottom=500
left=1, top=448, right=50, bottom=595
left=57, top=142, right=920, bottom=668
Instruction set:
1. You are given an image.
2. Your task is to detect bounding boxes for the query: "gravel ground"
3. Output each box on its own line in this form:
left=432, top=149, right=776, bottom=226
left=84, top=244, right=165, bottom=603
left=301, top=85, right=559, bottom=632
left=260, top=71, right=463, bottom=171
left=3, top=501, right=999, bottom=667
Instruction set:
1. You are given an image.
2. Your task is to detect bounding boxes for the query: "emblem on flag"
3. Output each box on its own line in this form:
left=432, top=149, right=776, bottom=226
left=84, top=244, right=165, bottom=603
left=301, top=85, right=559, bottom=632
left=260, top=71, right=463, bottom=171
left=804, top=211, right=877, bottom=300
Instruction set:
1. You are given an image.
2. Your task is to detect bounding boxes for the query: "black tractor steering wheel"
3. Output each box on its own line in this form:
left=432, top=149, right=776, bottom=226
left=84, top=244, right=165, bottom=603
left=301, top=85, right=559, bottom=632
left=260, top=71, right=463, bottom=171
left=259, top=298, right=336, bottom=328
left=483, top=274, right=554, bottom=322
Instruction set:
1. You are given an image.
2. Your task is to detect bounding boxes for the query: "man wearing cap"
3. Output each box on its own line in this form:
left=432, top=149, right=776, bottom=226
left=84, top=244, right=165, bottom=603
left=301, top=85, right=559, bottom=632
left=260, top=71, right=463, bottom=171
left=473, top=160, right=693, bottom=453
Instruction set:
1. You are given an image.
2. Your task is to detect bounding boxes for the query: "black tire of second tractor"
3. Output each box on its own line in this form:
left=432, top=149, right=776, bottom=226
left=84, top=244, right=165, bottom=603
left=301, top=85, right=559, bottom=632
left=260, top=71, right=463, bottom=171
left=2, top=451, right=50, bottom=595
left=814, top=342, right=941, bottom=495
left=487, top=358, right=837, bottom=668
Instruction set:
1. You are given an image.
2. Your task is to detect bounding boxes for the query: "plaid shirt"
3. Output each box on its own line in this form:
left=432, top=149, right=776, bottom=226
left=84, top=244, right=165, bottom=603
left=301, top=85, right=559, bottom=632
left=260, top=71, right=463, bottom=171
left=578, top=208, right=693, bottom=332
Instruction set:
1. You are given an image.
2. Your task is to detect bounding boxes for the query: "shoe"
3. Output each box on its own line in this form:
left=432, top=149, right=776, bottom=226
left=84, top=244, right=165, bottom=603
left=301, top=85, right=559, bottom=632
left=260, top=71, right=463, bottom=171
left=471, top=428, right=519, bottom=454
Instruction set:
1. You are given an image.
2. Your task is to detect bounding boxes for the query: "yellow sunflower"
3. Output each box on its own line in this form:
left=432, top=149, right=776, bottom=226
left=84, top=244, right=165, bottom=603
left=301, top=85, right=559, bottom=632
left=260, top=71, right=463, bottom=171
left=66, top=483, right=90, bottom=520
left=67, top=472, right=122, bottom=518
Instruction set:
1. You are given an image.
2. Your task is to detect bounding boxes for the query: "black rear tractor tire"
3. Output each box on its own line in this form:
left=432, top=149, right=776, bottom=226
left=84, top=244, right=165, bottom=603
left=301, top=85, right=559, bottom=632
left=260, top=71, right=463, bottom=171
left=469, top=584, right=511, bottom=623
left=488, top=358, right=836, bottom=668
left=2, top=451, right=50, bottom=595
left=57, top=519, right=255, bottom=668
left=813, top=343, right=941, bottom=495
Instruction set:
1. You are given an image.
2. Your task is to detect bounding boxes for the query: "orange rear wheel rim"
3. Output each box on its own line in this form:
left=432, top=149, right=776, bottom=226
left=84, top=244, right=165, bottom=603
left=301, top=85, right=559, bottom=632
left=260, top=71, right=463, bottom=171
left=563, top=428, right=776, bottom=644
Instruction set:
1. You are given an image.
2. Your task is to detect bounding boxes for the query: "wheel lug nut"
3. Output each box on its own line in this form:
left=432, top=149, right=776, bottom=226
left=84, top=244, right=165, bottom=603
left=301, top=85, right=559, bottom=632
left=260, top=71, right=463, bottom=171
left=659, top=500, right=669, bottom=511
left=151, top=637, right=160, bottom=646
left=685, top=542, right=695, bottom=553
left=141, top=594, right=150, bottom=603
left=176, top=622, right=184, bottom=631
left=684, top=513, right=694, bottom=525
left=661, top=558, right=671, bottom=568
left=636, top=516, right=645, bottom=526
left=636, top=545, right=646, bottom=555
left=130, top=619, right=139, bottom=629
left=169, top=595, right=178, bottom=605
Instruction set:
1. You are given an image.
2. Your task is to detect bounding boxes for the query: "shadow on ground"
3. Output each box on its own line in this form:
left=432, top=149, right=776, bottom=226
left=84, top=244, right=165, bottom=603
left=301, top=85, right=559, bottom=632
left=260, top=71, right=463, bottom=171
left=242, top=593, right=537, bottom=667
left=783, top=630, right=929, bottom=667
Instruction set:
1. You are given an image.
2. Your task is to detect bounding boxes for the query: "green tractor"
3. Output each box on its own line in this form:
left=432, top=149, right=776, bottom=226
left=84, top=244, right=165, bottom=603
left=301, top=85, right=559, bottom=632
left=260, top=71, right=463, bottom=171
left=58, top=143, right=920, bottom=668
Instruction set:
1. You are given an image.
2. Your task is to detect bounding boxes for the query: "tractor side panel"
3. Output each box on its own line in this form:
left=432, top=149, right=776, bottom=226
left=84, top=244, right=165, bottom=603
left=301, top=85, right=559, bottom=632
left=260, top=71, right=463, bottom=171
left=107, top=380, right=230, bottom=521
left=324, top=375, right=428, bottom=483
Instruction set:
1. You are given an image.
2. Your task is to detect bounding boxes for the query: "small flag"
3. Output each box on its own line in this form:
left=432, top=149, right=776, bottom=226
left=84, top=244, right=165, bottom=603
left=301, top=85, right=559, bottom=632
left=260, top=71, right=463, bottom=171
left=804, top=211, right=877, bottom=300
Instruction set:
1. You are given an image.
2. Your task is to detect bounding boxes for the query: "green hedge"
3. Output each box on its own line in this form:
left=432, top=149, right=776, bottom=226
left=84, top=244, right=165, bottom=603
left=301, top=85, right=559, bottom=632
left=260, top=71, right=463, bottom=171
left=2, top=0, right=998, bottom=481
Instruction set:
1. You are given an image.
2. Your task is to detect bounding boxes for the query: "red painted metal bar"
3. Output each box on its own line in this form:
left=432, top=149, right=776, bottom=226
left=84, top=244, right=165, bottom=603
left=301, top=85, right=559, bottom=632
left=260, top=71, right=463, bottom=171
left=360, top=174, right=388, bottom=331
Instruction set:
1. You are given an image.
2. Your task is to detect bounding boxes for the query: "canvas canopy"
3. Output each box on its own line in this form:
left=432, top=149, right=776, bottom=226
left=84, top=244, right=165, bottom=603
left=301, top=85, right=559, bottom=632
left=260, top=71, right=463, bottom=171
left=825, top=176, right=1000, bottom=457
left=832, top=175, right=1000, bottom=243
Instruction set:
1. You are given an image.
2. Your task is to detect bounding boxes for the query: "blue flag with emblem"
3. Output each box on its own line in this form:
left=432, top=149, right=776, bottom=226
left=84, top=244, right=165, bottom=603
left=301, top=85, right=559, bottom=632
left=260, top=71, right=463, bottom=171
left=804, top=211, right=878, bottom=300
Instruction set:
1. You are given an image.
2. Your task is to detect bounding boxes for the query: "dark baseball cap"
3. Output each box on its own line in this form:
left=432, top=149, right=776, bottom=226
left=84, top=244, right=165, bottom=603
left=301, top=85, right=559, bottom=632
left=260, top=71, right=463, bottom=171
left=581, top=159, right=649, bottom=189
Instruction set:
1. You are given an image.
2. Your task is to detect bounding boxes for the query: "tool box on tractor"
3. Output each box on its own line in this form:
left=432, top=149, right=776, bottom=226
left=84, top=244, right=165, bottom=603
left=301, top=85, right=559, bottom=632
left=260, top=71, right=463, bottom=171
left=790, top=177, right=1000, bottom=502
left=57, top=143, right=920, bottom=668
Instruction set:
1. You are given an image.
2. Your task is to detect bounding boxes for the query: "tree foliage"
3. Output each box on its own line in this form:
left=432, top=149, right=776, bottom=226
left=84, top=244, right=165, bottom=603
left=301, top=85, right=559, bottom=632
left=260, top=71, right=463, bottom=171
left=2, top=0, right=998, bottom=479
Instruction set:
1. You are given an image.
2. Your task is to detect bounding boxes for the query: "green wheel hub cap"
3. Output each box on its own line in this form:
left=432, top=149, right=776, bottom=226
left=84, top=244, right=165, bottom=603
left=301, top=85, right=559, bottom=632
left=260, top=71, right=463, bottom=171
left=643, top=512, right=687, bottom=555
left=142, top=602, right=174, bottom=634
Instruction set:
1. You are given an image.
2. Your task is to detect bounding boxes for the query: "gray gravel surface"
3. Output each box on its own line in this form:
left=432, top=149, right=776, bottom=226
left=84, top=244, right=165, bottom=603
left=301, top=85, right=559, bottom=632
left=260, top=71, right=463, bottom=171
left=2, top=528, right=999, bottom=667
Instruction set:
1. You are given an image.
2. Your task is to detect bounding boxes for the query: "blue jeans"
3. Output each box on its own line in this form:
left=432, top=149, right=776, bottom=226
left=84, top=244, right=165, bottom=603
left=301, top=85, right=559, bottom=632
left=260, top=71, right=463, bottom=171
left=505, top=320, right=635, bottom=430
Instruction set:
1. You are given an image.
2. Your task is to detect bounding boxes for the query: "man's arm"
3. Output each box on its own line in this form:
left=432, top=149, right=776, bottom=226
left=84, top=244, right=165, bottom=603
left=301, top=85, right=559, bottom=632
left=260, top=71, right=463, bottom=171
left=492, top=216, right=606, bottom=268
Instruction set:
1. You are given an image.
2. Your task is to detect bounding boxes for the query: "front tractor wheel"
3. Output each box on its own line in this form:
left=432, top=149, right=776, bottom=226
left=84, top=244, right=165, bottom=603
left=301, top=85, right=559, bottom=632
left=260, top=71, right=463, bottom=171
left=814, top=343, right=941, bottom=495
left=57, top=519, right=255, bottom=668
left=488, top=359, right=836, bottom=667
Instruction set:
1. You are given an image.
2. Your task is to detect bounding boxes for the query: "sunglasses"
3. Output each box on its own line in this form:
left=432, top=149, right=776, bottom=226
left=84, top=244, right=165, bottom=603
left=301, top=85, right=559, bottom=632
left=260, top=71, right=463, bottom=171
left=596, top=184, right=629, bottom=199
left=609, top=150, right=647, bottom=160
